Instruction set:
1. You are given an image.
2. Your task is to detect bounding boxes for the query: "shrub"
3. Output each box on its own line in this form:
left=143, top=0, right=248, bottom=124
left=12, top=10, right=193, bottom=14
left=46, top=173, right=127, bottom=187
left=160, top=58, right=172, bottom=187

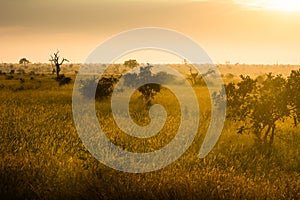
left=59, top=77, right=71, bottom=86
left=19, top=78, right=25, bottom=84
left=54, top=74, right=72, bottom=86
left=124, top=65, right=161, bottom=105
left=80, top=76, right=118, bottom=100
left=216, top=73, right=296, bottom=145
left=5, top=75, right=14, bottom=80
left=123, top=73, right=138, bottom=87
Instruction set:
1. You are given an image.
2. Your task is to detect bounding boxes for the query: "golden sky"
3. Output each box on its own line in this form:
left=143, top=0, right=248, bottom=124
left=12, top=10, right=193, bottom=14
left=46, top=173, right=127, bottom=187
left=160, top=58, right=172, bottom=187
left=0, top=0, right=300, bottom=64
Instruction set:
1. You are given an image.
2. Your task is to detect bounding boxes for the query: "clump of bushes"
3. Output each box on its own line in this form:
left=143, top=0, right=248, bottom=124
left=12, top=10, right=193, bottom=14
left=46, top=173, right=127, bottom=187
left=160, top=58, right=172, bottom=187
left=123, top=65, right=162, bottom=105
left=5, top=75, right=14, bottom=80
left=79, top=76, right=119, bottom=100
left=79, top=64, right=183, bottom=105
left=56, top=74, right=72, bottom=86
left=215, top=69, right=300, bottom=145
left=79, top=64, right=166, bottom=103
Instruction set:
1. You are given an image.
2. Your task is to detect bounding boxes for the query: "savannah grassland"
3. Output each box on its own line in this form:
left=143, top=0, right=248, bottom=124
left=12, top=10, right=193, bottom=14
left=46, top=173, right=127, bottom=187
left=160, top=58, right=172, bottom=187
left=0, top=63, right=300, bottom=199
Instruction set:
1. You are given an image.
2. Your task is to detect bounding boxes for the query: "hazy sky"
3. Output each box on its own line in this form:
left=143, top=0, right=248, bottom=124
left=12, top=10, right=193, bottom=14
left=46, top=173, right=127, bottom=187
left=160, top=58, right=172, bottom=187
left=1, top=0, right=300, bottom=64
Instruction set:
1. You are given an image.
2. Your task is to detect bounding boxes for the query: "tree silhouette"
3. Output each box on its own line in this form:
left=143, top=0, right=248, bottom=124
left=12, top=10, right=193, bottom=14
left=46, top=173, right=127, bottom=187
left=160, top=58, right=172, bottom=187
left=189, top=66, right=199, bottom=85
left=137, top=65, right=161, bottom=105
left=220, top=74, right=290, bottom=144
left=286, top=69, right=300, bottom=127
left=124, top=59, right=139, bottom=69
left=122, top=63, right=162, bottom=106
left=49, top=51, right=69, bottom=79
left=79, top=76, right=118, bottom=100
left=19, top=58, right=30, bottom=67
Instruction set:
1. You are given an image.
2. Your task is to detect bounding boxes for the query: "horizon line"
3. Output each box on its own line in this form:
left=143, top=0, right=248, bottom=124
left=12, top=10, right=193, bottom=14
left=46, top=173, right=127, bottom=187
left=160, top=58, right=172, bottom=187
left=1, top=61, right=300, bottom=66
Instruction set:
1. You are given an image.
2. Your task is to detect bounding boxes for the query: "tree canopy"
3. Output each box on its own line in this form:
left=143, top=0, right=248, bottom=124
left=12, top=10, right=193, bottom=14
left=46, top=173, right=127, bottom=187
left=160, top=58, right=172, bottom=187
left=217, top=70, right=300, bottom=144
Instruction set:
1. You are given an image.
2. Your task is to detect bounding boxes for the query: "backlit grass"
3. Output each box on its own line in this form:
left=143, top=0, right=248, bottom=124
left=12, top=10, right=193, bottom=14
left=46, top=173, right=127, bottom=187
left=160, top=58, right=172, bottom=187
left=0, top=74, right=299, bottom=199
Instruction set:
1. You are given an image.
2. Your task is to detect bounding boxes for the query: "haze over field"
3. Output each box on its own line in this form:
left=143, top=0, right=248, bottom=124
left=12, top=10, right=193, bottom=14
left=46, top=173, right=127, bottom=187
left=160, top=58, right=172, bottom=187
left=1, top=0, right=300, bottom=64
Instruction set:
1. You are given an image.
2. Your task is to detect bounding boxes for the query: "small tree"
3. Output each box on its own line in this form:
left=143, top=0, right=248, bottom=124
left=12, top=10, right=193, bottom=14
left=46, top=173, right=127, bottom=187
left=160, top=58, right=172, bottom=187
left=49, top=51, right=69, bottom=79
left=79, top=76, right=118, bottom=100
left=137, top=65, right=161, bottom=106
left=19, top=58, right=30, bottom=67
left=123, top=64, right=161, bottom=106
left=96, top=76, right=118, bottom=99
left=221, top=74, right=290, bottom=144
left=124, top=59, right=139, bottom=69
left=188, top=66, right=199, bottom=85
left=138, top=83, right=161, bottom=106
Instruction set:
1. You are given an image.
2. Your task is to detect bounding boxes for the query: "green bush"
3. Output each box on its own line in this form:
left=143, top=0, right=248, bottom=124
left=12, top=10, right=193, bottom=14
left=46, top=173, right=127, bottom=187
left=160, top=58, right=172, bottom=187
left=80, top=76, right=118, bottom=100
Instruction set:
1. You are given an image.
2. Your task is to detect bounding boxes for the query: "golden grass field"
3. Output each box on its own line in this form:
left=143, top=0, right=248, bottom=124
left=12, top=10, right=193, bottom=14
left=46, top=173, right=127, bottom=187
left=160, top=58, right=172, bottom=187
left=0, top=63, right=300, bottom=199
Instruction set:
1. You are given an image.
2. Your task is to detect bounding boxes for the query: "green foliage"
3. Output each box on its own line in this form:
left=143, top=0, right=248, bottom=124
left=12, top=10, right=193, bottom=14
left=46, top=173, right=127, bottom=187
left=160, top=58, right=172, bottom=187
left=286, top=69, right=300, bottom=126
left=138, top=83, right=161, bottom=103
left=221, top=72, right=300, bottom=144
left=224, top=75, right=257, bottom=121
left=137, top=65, right=161, bottom=103
left=79, top=76, right=119, bottom=100
left=123, top=65, right=161, bottom=105
left=96, top=76, right=118, bottom=99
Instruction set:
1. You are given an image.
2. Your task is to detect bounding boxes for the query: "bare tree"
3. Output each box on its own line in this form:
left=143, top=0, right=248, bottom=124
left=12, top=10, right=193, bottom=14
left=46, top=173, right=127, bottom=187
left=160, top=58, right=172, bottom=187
left=49, top=51, right=69, bottom=79
left=185, top=60, right=199, bottom=85
left=189, top=66, right=199, bottom=85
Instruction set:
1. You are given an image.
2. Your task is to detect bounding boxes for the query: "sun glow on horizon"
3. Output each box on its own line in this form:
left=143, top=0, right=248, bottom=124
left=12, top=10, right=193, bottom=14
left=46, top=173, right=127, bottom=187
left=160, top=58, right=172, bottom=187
left=236, top=0, right=300, bottom=12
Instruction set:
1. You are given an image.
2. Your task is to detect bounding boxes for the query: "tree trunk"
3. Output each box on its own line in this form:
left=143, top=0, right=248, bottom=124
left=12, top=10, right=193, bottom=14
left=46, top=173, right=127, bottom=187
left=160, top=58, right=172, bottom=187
left=263, top=125, right=271, bottom=141
left=56, top=64, right=60, bottom=79
left=270, top=125, right=275, bottom=144
left=293, top=116, right=298, bottom=127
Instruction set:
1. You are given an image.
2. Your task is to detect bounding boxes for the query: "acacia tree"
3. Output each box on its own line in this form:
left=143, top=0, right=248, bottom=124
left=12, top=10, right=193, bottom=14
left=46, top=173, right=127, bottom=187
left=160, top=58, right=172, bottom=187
left=19, top=58, right=30, bottom=67
left=49, top=51, right=69, bottom=79
left=137, top=65, right=161, bottom=105
left=124, top=59, right=139, bottom=69
left=79, top=76, right=118, bottom=100
left=252, top=74, right=289, bottom=143
left=222, top=74, right=290, bottom=144
left=188, top=66, right=199, bottom=85
left=123, top=64, right=161, bottom=106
